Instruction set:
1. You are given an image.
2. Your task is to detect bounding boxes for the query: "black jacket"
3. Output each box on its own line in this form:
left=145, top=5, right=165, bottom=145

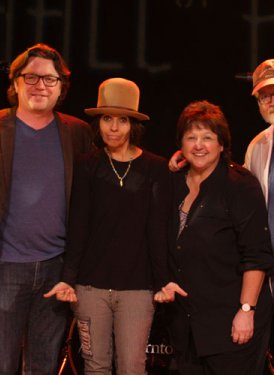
left=0, top=108, right=93, bottom=223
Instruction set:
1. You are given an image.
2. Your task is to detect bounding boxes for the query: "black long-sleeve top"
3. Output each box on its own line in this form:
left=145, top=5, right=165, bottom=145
left=62, top=148, right=170, bottom=292
left=169, top=160, right=274, bottom=356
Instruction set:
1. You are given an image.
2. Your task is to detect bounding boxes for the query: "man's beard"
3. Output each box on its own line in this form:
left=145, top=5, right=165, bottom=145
left=262, top=107, right=274, bottom=124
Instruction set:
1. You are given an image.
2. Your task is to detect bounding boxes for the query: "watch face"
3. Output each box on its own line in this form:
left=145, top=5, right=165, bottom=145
left=242, top=303, right=251, bottom=312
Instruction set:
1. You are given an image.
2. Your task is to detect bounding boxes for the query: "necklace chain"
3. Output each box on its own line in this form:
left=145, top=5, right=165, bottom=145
left=105, top=148, right=132, bottom=187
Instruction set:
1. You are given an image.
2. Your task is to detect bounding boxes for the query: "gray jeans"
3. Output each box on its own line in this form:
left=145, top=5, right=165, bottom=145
left=74, top=285, right=155, bottom=375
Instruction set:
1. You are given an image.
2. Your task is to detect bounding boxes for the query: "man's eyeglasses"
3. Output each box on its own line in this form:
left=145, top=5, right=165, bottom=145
left=18, top=73, right=61, bottom=87
left=257, top=93, right=274, bottom=105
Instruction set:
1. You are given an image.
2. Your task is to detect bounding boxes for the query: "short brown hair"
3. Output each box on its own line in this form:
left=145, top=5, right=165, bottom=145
left=176, top=100, right=231, bottom=162
left=7, top=43, right=71, bottom=107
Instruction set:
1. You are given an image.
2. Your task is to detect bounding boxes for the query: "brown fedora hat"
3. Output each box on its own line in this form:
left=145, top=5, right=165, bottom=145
left=84, top=77, right=150, bottom=121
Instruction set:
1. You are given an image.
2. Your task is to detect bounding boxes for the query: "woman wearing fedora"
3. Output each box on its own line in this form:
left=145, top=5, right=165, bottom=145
left=45, top=77, right=185, bottom=374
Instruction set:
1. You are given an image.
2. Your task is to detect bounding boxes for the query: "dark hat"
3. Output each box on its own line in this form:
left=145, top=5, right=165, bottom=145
left=85, top=77, right=149, bottom=121
left=252, top=59, right=274, bottom=95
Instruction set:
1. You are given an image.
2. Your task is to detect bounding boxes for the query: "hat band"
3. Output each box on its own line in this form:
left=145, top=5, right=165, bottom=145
left=97, top=105, right=137, bottom=112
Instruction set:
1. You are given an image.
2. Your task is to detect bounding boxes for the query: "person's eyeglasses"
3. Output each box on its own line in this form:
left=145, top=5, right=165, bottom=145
left=257, top=93, right=274, bottom=105
left=18, top=73, right=61, bottom=87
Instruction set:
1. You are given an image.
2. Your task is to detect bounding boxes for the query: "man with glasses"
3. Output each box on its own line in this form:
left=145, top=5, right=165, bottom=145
left=244, top=59, right=274, bottom=226
left=0, top=43, right=93, bottom=375
left=244, top=58, right=274, bottom=374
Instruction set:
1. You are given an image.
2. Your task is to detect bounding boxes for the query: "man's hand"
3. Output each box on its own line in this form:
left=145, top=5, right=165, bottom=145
left=168, top=150, right=186, bottom=172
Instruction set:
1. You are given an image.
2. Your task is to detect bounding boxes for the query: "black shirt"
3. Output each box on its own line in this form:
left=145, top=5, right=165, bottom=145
left=169, top=160, right=274, bottom=356
left=62, top=149, right=170, bottom=292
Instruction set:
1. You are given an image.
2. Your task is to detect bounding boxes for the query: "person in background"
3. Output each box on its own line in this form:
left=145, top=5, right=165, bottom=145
left=0, top=43, right=93, bottom=375
left=45, top=77, right=185, bottom=375
left=244, top=59, right=274, bottom=262
left=156, top=100, right=274, bottom=375
left=243, top=59, right=274, bottom=369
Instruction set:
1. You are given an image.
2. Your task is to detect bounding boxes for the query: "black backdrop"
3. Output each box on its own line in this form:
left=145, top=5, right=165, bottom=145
left=1, top=0, right=274, bottom=163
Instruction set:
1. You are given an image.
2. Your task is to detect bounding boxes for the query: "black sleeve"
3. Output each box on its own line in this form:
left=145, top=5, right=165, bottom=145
left=228, top=169, right=274, bottom=275
left=62, top=153, right=98, bottom=286
left=147, top=156, right=171, bottom=292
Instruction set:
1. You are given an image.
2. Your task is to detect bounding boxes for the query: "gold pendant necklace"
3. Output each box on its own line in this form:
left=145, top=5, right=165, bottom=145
left=105, top=148, right=132, bottom=187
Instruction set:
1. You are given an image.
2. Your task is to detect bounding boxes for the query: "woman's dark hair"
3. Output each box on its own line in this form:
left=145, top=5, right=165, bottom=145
left=90, top=115, right=145, bottom=148
left=176, top=100, right=231, bottom=162
left=7, top=43, right=71, bottom=107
